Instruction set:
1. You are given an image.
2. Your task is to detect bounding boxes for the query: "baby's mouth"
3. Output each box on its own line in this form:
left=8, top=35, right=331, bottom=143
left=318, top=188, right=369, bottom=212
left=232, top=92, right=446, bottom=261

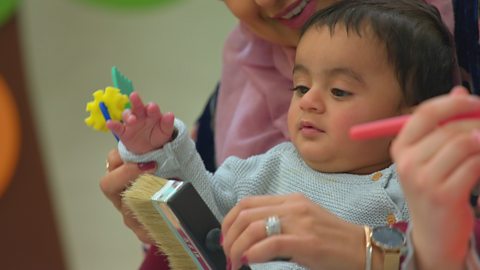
left=299, top=120, right=324, bottom=133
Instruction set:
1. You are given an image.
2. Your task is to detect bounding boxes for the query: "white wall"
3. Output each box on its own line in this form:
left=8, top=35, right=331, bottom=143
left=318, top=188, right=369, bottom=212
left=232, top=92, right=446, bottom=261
left=18, top=0, right=235, bottom=269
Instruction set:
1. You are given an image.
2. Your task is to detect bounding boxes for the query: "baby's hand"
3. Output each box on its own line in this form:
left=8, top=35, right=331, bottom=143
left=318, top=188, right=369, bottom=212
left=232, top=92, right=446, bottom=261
left=106, top=92, right=175, bottom=154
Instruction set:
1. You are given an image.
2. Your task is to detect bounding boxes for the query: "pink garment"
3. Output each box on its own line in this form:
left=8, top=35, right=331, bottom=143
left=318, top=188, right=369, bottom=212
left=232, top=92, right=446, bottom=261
left=426, top=0, right=454, bottom=33
left=140, top=246, right=169, bottom=270
left=476, top=219, right=480, bottom=253
left=215, top=24, right=295, bottom=164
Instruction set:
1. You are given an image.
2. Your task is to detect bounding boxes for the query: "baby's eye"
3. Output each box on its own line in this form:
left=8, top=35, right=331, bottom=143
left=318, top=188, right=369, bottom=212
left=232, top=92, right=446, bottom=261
left=291, top=85, right=310, bottom=95
left=331, top=88, right=352, bottom=98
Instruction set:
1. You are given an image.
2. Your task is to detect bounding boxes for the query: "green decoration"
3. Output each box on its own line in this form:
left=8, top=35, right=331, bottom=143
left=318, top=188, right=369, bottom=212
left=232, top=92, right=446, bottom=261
left=0, top=0, right=18, bottom=27
left=79, top=0, right=180, bottom=9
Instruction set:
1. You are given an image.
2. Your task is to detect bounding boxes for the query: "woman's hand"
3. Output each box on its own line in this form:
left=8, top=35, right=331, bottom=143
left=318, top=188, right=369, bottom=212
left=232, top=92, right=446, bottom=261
left=391, top=86, right=480, bottom=270
left=99, top=148, right=157, bottom=244
left=221, top=193, right=365, bottom=270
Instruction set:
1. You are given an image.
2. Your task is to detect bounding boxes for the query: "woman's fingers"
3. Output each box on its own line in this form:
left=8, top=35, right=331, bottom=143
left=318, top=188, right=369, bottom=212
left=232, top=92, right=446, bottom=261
left=222, top=194, right=306, bottom=252
left=392, top=89, right=480, bottom=194
left=222, top=194, right=305, bottom=268
left=228, top=219, right=268, bottom=269
left=441, top=153, right=480, bottom=202
left=394, top=123, right=480, bottom=199
left=392, top=87, right=479, bottom=153
left=223, top=204, right=286, bottom=256
left=106, top=149, right=123, bottom=172
left=100, top=161, right=139, bottom=210
left=100, top=149, right=157, bottom=210
left=242, top=235, right=312, bottom=267
left=227, top=210, right=302, bottom=269
left=100, top=149, right=158, bottom=245
left=225, top=199, right=364, bottom=270
left=395, top=119, right=479, bottom=169
left=222, top=195, right=291, bottom=237
left=421, top=129, right=480, bottom=188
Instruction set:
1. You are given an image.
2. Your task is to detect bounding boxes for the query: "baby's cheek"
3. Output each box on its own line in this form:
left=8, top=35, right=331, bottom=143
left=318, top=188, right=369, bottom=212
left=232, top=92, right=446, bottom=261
left=333, top=113, right=362, bottom=136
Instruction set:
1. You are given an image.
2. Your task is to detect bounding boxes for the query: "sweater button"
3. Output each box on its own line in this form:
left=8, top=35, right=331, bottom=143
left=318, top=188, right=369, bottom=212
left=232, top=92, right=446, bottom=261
left=371, top=172, right=383, bottom=181
left=386, top=213, right=396, bottom=225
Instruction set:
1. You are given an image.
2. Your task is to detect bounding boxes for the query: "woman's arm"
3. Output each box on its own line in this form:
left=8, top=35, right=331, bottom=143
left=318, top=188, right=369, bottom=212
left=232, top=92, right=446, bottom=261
left=391, top=87, right=480, bottom=270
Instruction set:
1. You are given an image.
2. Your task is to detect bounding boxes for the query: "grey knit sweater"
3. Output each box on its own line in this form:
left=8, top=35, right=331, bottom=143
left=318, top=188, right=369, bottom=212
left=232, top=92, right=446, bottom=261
left=119, top=119, right=415, bottom=269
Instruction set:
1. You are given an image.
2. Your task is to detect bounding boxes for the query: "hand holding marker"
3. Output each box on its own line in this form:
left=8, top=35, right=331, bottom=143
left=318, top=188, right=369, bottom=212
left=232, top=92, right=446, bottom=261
left=350, top=109, right=480, bottom=206
left=350, top=111, right=480, bottom=140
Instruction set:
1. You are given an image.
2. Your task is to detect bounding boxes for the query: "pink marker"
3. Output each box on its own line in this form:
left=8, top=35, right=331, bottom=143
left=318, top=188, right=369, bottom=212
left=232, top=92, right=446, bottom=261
left=350, top=110, right=480, bottom=140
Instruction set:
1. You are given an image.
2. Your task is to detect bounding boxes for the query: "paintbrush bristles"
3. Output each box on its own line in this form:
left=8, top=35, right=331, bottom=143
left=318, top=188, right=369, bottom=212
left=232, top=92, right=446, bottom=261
left=122, top=174, right=198, bottom=270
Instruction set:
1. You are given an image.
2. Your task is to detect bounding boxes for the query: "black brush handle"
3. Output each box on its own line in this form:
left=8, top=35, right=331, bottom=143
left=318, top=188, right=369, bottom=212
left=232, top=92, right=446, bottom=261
left=168, top=182, right=291, bottom=269
left=168, top=182, right=226, bottom=269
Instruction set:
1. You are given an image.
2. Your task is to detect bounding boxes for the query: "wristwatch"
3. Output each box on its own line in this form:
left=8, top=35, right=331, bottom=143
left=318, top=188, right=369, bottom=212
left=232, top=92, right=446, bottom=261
left=370, top=225, right=406, bottom=270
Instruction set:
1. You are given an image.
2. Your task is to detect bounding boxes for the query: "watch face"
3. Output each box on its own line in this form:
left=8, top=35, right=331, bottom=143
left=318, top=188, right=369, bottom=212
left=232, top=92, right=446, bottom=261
left=372, top=227, right=405, bottom=249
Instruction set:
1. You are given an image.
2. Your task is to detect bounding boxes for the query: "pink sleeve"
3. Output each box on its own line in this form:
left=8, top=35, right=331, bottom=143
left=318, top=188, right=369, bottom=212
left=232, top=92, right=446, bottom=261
left=214, top=25, right=294, bottom=164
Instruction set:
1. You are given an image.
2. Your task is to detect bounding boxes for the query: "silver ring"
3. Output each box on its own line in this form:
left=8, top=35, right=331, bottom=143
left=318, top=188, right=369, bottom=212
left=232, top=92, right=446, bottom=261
left=105, top=160, right=110, bottom=171
left=265, top=215, right=281, bottom=237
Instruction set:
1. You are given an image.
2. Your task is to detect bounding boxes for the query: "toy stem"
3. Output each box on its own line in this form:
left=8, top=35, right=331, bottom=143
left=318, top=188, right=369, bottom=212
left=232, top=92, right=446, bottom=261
left=99, top=102, right=119, bottom=141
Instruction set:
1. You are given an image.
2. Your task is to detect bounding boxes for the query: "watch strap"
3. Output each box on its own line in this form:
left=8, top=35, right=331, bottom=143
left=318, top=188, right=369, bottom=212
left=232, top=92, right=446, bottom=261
left=384, top=251, right=400, bottom=270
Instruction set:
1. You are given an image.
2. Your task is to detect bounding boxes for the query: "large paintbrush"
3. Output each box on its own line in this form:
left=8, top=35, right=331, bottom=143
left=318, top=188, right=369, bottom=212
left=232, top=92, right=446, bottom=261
left=122, top=174, right=229, bottom=270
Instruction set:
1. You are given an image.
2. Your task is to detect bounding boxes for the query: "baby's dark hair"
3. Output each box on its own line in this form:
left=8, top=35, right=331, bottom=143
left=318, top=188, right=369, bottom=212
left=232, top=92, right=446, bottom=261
left=301, top=0, right=459, bottom=105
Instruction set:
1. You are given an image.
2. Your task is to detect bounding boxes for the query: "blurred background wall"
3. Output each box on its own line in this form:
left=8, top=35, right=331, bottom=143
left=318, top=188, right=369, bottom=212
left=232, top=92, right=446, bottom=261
left=0, top=0, right=235, bottom=269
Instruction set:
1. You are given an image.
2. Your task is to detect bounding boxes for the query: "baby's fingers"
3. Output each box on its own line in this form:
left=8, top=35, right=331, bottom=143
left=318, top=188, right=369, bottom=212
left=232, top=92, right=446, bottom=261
left=146, top=108, right=175, bottom=147
left=146, top=102, right=161, bottom=118
left=160, top=112, right=175, bottom=137
left=129, top=92, right=147, bottom=118
left=106, top=120, right=125, bottom=137
left=144, top=102, right=174, bottom=137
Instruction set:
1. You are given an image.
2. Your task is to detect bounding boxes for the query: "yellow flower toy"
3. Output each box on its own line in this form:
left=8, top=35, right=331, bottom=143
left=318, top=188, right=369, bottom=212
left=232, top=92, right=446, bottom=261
left=85, top=87, right=129, bottom=132
left=85, top=67, right=134, bottom=138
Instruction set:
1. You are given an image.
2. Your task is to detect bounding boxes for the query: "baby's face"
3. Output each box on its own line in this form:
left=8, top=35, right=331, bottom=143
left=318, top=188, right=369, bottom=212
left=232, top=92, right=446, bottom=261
left=287, top=25, right=408, bottom=174
left=223, top=0, right=340, bottom=47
